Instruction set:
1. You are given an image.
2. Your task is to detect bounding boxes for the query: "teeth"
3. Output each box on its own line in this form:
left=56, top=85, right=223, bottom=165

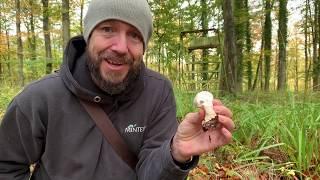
left=106, top=59, right=123, bottom=65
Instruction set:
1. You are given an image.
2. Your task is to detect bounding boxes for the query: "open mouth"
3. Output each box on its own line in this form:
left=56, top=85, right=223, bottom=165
left=105, top=59, right=125, bottom=66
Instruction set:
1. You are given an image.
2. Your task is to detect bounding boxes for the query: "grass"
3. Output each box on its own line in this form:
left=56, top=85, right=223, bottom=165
left=0, top=85, right=21, bottom=119
left=176, top=90, right=320, bottom=179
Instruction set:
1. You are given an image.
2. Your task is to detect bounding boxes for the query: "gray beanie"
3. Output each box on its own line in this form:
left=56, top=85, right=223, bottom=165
left=84, top=0, right=153, bottom=50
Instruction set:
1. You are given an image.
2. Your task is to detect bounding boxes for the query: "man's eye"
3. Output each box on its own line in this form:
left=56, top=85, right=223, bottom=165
left=101, top=26, right=113, bottom=33
left=129, top=32, right=142, bottom=41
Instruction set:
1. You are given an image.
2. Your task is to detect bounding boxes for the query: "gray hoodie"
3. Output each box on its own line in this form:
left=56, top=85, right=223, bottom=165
left=0, top=36, right=198, bottom=180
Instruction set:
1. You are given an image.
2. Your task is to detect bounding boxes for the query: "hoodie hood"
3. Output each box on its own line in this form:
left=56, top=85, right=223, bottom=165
left=60, top=36, right=145, bottom=106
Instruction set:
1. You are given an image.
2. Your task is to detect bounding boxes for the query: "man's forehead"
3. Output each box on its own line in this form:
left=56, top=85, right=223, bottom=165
left=97, top=20, right=140, bottom=31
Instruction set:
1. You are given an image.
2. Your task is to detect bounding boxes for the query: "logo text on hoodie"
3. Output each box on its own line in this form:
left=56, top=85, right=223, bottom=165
left=125, top=124, right=146, bottom=133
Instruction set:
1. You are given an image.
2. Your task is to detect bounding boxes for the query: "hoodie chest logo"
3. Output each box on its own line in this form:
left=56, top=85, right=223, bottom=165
left=125, top=124, right=146, bottom=133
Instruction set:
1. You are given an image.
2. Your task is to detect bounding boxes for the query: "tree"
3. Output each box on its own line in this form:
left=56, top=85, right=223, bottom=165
left=42, top=0, right=52, bottom=74
left=263, top=0, right=273, bottom=91
left=79, top=0, right=85, bottom=34
left=28, top=0, right=37, bottom=61
left=200, top=0, right=209, bottom=88
left=277, top=0, right=288, bottom=90
left=315, top=0, right=320, bottom=91
left=234, top=0, right=246, bottom=92
left=244, top=0, right=252, bottom=91
left=2, top=3, right=12, bottom=82
left=62, top=0, right=70, bottom=49
left=219, top=0, right=237, bottom=95
left=15, top=0, right=24, bottom=87
left=304, top=0, right=311, bottom=91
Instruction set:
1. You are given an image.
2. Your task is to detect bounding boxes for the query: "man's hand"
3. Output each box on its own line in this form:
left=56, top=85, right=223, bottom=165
left=171, top=99, right=234, bottom=162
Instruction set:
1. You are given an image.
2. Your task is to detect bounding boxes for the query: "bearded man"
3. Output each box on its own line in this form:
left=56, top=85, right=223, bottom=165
left=0, top=0, right=234, bottom=179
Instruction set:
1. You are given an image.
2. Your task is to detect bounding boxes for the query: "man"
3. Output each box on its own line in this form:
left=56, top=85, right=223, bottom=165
left=0, top=0, right=234, bottom=179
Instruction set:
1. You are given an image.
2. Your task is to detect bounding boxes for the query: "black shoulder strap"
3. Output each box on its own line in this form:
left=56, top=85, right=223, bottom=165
left=79, top=100, right=138, bottom=169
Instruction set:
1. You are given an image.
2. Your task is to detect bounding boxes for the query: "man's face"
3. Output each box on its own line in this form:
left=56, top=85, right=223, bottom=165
left=87, top=20, right=144, bottom=95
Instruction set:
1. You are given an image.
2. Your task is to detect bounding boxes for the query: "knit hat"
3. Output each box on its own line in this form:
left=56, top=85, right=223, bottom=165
left=83, top=0, right=153, bottom=50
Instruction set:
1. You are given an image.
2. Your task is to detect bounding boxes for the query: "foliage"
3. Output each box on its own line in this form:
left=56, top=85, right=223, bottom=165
left=0, top=86, right=20, bottom=120
left=175, top=90, right=320, bottom=178
left=174, top=88, right=196, bottom=121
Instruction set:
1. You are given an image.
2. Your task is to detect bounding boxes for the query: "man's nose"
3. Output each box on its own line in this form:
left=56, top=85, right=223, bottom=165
left=110, top=33, right=129, bottom=55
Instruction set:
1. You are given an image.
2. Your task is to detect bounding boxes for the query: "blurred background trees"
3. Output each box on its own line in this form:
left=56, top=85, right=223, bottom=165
left=0, top=0, right=318, bottom=96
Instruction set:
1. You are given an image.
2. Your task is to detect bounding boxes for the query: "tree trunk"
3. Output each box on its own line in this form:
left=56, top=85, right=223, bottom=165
left=219, top=0, right=237, bottom=95
left=62, top=0, right=70, bottom=49
left=80, top=0, right=84, bottom=35
left=252, top=38, right=264, bottom=91
left=312, top=0, right=319, bottom=90
left=29, top=0, right=36, bottom=61
left=15, top=0, right=24, bottom=87
left=201, top=0, right=208, bottom=88
left=263, top=0, right=273, bottom=91
left=304, top=0, right=310, bottom=91
left=295, top=47, right=299, bottom=92
left=234, top=0, right=245, bottom=92
left=0, top=6, right=3, bottom=79
left=277, top=0, right=288, bottom=90
left=244, top=0, right=252, bottom=91
left=42, top=0, right=52, bottom=74
left=317, top=0, right=320, bottom=91
left=5, top=29, right=11, bottom=79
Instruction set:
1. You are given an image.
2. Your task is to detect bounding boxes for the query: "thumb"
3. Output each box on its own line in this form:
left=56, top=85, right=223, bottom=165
left=184, top=109, right=204, bottom=124
left=198, top=108, right=205, bottom=121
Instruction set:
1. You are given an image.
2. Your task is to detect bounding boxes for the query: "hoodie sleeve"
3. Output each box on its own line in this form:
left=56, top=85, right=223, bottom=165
left=136, top=81, right=199, bottom=180
left=0, top=99, right=44, bottom=180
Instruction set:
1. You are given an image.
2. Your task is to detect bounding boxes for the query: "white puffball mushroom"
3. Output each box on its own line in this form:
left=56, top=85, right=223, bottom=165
left=194, top=91, right=218, bottom=130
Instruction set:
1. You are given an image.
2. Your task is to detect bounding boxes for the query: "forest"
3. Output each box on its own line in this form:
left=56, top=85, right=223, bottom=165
left=0, top=0, right=319, bottom=178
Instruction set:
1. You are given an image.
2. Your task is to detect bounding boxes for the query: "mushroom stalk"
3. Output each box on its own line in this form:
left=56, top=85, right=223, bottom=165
left=194, top=91, right=218, bottom=130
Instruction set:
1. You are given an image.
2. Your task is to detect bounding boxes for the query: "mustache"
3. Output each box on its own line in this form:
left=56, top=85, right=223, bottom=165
left=98, top=51, right=132, bottom=65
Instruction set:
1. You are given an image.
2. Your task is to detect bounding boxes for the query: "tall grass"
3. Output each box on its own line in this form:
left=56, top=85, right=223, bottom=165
left=0, top=86, right=20, bottom=119
left=175, top=90, right=320, bottom=177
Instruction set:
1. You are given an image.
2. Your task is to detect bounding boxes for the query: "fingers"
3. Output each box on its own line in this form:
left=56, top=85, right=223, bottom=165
left=184, top=111, right=204, bottom=124
left=198, top=108, right=205, bottom=120
left=213, top=100, right=233, bottom=118
left=213, top=99, right=223, bottom=106
left=186, top=98, right=234, bottom=132
left=217, top=115, right=235, bottom=132
left=206, top=126, right=233, bottom=149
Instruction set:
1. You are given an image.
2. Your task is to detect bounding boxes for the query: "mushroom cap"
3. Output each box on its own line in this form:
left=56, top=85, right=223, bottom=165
left=193, top=91, right=214, bottom=108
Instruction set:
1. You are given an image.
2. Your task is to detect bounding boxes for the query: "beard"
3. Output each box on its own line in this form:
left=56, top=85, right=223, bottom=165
left=86, top=49, right=142, bottom=95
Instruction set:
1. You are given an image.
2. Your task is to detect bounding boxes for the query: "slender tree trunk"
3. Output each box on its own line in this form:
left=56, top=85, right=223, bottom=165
left=277, top=0, right=288, bottom=90
left=244, top=0, right=252, bottom=91
left=295, top=45, right=299, bottom=92
left=0, top=6, right=3, bottom=79
left=192, top=53, right=196, bottom=90
left=312, top=0, right=319, bottom=90
left=263, top=0, right=273, bottom=91
left=219, top=0, right=237, bottom=95
left=80, top=0, right=84, bottom=35
left=5, top=29, right=11, bottom=79
left=234, top=0, right=245, bottom=92
left=29, top=0, right=36, bottom=61
left=158, top=43, right=161, bottom=73
left=317, top=0, right=320, bottom=91
left=42, top=0, right=52, bottom=74
left=252, top=38, right=264, bottom=91
left=304, top=0, right=310, bottom=91
left=201, top=0, right=208, bottom=88
left=15, top=0, right=24, bottom=87
left=62, top=0, right=70, bottom=49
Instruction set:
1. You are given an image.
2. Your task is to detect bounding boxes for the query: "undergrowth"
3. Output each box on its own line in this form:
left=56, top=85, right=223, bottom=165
left=175, top=89, right=320, bottom=179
